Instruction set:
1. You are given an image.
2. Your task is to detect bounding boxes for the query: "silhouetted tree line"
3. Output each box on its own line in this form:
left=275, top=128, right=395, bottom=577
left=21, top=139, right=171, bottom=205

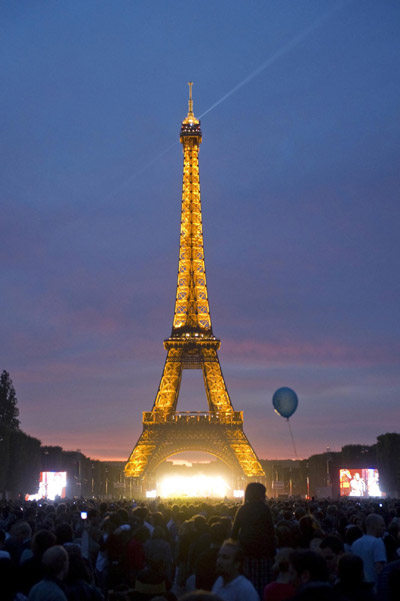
left=1, top=368, right=400, bottom=498
left=0, top=422, right=41, bottom=497
left=262, top=439, right=400, bottom=498
left=0, top=370, right=125, bottom=498
left=41, top=445, right=128, bottom=498
left=0, top=371, right=41, bottom=496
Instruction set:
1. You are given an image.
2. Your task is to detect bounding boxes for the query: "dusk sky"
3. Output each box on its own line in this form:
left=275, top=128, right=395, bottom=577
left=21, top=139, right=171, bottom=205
left=1, top=1, right=399, bottom=464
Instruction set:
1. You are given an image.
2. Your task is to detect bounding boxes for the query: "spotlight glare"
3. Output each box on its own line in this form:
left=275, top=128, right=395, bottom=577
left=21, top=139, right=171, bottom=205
left=159, top=474, right=229, bottom=498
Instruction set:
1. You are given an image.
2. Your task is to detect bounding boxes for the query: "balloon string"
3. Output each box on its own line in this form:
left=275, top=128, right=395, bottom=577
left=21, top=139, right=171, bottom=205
left=287, top=418, right=298, bottom=458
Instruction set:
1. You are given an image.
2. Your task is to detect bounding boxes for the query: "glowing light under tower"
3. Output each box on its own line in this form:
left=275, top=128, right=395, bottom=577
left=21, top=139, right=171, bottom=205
left=159, top=474, right=229, bottom=498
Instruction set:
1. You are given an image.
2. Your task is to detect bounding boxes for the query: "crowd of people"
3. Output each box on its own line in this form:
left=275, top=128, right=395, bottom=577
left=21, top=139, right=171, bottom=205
left=0, top=482, right=399, bottom=601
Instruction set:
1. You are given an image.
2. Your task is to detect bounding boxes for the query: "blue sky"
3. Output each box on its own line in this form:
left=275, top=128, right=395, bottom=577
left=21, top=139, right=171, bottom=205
left=1, top=0, right=399, bottom=461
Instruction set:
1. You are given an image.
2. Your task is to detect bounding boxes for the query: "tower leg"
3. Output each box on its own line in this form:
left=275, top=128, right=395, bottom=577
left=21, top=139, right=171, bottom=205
left=202, top=348, right=234, bottom=413
left=153, top=349, right=183, bottom=412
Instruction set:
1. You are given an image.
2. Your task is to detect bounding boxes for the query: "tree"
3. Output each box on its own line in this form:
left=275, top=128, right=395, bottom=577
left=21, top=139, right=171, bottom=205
left=0, top=370, right=20, bottom=430
left=376, top=433, right=400, bottom=496
left=341, top=444, right=376, bottom=465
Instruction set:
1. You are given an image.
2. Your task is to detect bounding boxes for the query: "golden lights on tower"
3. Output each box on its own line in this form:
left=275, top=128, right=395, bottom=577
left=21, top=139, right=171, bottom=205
left=125, top=84, right=265, bottom=484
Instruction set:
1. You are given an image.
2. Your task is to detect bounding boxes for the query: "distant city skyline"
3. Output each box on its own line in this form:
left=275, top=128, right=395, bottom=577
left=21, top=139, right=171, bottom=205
left=1, top=1, right=399, bottom=462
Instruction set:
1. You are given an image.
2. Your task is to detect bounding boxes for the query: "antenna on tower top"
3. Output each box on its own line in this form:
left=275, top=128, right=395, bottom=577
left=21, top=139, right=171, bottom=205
left=188, top=81, right=194, bottom=115
left=181, top=81, right=200, bottom=128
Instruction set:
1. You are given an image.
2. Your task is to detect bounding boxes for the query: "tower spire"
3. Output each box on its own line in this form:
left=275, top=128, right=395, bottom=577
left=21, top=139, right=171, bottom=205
left=182, top=81, right=200, bottom=125
left=188, top=81, right=194, bottom=116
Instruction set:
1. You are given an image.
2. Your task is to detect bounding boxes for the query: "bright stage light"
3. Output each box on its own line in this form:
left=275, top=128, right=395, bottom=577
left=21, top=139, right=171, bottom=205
left=26, top=471, right=67, bottom=501
left=146, top=489, right=157, bottom=498
left=233, top=489, right=244, bottom=498
left=159, top=474, right=229, bottom=498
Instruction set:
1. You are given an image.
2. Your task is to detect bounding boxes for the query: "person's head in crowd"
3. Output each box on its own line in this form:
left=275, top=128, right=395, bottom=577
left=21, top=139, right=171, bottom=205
left=365, top=513, right=385, bottom=537
left=152, top=525, right=168, bottom=541
left=326, top=505, right=338, bottom=518
left=0, top=558, right=18, bottom=601
left=133, top=506, right=149, bottom=523
left=42, top=545, right=69, bottom=581
left=0, top=528, right=7, bottom=549
left=8, top=510, right=22, bottom=526
left=145, top=538, right=171, bottom=577
left=271, top=547, right=293, bottom=583
left=388, top=518, right=399, bottom=539
left=383, top=527, right=399, bottom=562
left=31, top=529, right=57, bottom=557
left=179, top=592, right=223, bottom=601
left=109, top=511, right=123, bottom=529
left=343, top=524, right=363, bottom=550
left=45, top=504, right=55, bottom=515
left=193, top=514, right=208, bottom=533
left=289, top=549, right=329, bottom=589
left=349, top=514, right=363, bottom=529
left=179, top=518, right=195, bottom=538
left=207, top=515, right=221, bottom=527
left=313, top=509, right=325, bottom=525
left=55, top=522, right=73, bottom=545
left=11, top=520, right=32, bottom=542
left=177, top=510, right=188, bottom=525
left=319, top=536, right=344, bottom=583
left=215, top=539, right=244, bottom=584
left=64, top=544, right=91, bottom=584
left=134, top=524, right=152, bottom=544
left=133, top=567, right=167, bottom=599
left=41, top=516, right=56, bottom=531
left=218, top=516, right=232, bottom=538
left=87, top=508, right=100, bottom=526
left=244, top=482, right=266, bottom=504
left=55, top=513, right=69, bottom=527
left=337, top=552, right=364, bottom=587
left=209, top=522, right=226, bottom=548
left=100, top=514, right=116, bottom=535
left=299, top=515, right=315, bottom=535
left=116, top=507, right=130, bottom=525
left=99, top=502, right=108, bottom=516
left=309, top=531, right=325, bottom=553
left=151, top=511, right=166, bottom=528
left=55, top=503, right=67, bottom=516
left=24, top=505, right=37, bottom=529
left=294, top=506, right=306, bottom=521
left=162, top=507, right=172, bottom=522
left=276, top=525, right=294, bottom=548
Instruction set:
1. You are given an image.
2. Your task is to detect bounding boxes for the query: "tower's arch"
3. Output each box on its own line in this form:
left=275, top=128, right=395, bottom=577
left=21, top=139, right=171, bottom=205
left=142, top=436, right=244, bottom=476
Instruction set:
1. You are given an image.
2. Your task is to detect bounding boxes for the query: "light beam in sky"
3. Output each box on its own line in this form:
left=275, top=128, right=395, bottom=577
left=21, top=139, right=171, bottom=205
left=95, top=1, right=351, bottom=211
left=199, top=1, right=351, bottom=119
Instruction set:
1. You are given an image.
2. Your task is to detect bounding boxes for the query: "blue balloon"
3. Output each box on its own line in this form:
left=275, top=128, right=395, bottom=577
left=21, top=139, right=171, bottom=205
left=273, top=387, right=298, bottom=419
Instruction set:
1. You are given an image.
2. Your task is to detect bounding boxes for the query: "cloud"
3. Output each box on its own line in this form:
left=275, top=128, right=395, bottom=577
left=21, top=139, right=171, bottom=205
left=220, top=337, right=400, bottom=368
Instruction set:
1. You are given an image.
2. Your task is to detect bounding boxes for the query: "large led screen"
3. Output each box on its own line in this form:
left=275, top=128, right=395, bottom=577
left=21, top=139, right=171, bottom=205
left=26, top=471, right=67, bottom=501
left=339, top=468, right=382, bottom=498
left=39, top=471, right=67, bottom=500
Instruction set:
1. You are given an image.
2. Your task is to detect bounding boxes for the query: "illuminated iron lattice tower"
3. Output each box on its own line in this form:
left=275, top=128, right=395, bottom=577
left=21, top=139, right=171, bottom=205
left=125, top=84, right=265, bottom=484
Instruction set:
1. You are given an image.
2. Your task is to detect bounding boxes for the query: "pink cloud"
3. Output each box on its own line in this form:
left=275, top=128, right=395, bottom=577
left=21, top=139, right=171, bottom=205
left=220, top=338, right=399, bottom=367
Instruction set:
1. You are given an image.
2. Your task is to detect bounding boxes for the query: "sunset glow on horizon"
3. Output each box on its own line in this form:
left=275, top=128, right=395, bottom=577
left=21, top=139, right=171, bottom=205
left=1, top=1, right=399, bottom=463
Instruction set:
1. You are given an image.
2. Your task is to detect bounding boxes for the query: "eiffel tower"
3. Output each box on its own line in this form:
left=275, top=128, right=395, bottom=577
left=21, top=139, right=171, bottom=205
left=125, top=84, right=265, bottom=487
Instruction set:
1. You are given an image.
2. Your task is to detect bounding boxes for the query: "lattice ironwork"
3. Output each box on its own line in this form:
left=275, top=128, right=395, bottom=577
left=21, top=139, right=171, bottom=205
left=125, top=84, right=265, bottom=481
